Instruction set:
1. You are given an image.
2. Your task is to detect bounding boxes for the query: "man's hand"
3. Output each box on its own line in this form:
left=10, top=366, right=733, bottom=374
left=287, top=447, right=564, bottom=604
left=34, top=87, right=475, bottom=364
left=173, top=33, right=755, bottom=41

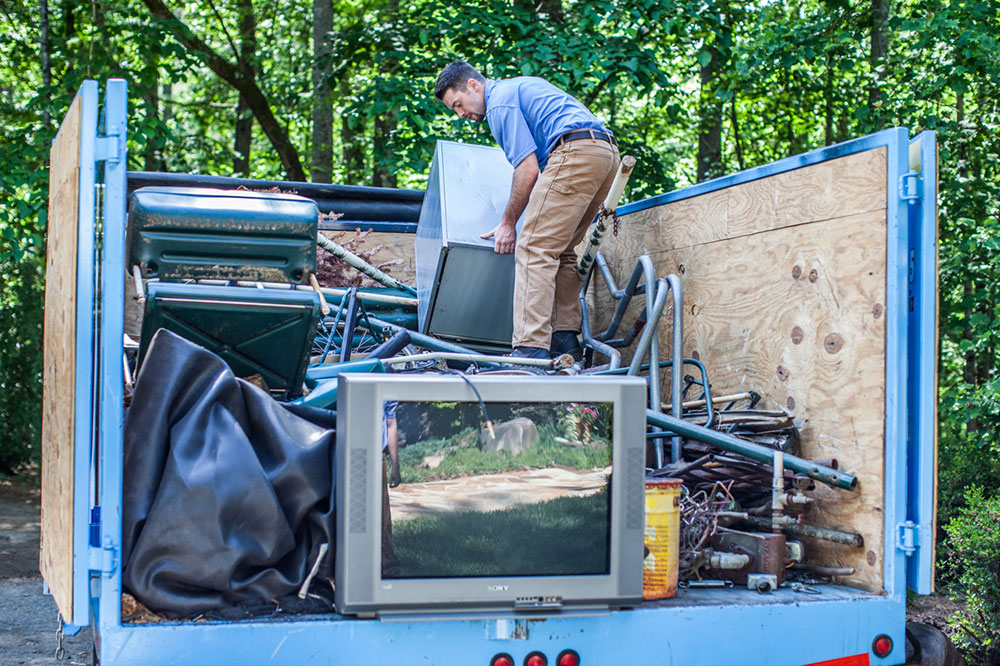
left=481, top=222, right=517, bottom=254
left=481, top=153, right=538, bottom=255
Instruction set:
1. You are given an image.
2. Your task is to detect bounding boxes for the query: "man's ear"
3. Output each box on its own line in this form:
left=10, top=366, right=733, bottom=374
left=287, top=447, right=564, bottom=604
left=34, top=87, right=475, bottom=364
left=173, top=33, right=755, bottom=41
left=467, top=78, right=482, bottom=93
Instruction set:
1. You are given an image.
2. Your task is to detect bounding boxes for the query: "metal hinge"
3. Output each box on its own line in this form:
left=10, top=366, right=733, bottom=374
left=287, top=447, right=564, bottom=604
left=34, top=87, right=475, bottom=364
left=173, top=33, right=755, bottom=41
left=899, top=171, right=921, bottom=204
left=897, top=521, right=918, bottom=555
left=88, top=536, right=119, bottom=575
left=94, top=125, right=124, bottom=165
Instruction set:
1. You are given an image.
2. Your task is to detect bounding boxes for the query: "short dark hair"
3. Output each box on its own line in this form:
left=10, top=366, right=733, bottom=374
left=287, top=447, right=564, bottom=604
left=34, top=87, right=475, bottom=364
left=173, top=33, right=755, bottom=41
left=434, top=60, right=486, bottom=100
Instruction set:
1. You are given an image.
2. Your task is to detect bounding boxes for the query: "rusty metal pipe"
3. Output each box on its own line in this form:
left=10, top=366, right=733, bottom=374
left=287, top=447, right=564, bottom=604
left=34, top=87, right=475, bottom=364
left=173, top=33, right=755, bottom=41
left=743, top=515, right=864, bottom=548
left=645, top=408, right=858, bottom=491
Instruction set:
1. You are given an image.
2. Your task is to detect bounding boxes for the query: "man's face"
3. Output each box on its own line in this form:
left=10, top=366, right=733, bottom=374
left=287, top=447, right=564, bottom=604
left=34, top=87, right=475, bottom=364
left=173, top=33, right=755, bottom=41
left=440, top=79, right=486, bottom=123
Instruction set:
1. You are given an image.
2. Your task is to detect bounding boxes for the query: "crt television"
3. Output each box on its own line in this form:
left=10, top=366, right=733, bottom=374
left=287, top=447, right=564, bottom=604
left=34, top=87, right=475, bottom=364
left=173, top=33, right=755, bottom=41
left=334, top=373, right=646, bottom=617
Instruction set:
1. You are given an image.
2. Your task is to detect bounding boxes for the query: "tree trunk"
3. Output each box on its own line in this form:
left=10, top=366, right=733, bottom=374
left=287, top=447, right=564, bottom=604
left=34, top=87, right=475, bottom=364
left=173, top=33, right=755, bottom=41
left=62, top=0, right=75, bottom=37
left=538, top=0, right=564, bottom=22
left=868, top=0, right=889, bottom=116
left=340, top=77, right=364, bottom=185
left=40, top=0, right=51, bottom=129
left=142, top=0, right=305, bottom=181
left=311, top=0, right=334, bottom=183
left=696, top=42, right=723, bottom=182
left=234, top=95, right=252, bottom=177
left=371, top=0, right=399, bottom=188
left=143, top=65, right=163, bottom=172
left=729, top=96, right=744, bottom=171
left=233, top=0, right=256, bottom=177
left=824, top=52, right=834, bottom=145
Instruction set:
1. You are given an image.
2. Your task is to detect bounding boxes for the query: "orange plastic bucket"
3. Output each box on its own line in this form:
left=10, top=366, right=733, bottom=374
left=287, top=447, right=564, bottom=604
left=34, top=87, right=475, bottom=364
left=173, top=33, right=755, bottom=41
left=643, top=478, right=681, bottom=599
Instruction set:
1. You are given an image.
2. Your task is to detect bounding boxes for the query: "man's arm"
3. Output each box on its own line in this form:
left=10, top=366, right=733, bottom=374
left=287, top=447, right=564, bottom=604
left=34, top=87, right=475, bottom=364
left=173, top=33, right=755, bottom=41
left=480, top=152, right=539, bottom=254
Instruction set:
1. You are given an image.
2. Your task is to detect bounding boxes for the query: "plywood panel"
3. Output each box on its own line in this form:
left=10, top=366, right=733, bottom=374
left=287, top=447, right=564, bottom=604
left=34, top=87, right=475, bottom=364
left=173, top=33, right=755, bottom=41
left=320, top=229, right=416, bottom=287
left=40, top=94, right=83, bottom=621
left=596, top=147, right=889, bottom=592
left=611, top=148, right=887, bottom=259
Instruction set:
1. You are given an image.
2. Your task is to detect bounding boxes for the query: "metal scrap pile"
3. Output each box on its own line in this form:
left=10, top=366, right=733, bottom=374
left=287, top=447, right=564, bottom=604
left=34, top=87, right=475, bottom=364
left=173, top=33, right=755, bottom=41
left=645, top=384, right=862, bottom=592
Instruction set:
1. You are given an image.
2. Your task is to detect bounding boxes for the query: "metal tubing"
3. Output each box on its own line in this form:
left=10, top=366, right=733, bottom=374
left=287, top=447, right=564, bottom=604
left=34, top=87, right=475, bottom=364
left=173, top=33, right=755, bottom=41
left=683, top=392, right=753, bottom=409
left=579, top=287, right=622, bottom=369
left=637, top=271, right=666, bottom=466
left=665, top=274, right=684, bottom=462
left=363, top=330, right=411, bottom=360
left=195, top=280, right=420, bottom=307
left=772, top=451, right=785, bottom=534
left=339, top=288, right=359, bottom=364
left=594, top=256, right=651, bottom=343
left=743, top=515, right=865, bottom=548
left=644, top=408, right=858, bottom=491
left=381, top=352, right=554, bottom=369
left=367, top=317, right=503, bottom=367
left=595, top=252, right=621, bottom=297
left=126, top=170, right=424, bottom=230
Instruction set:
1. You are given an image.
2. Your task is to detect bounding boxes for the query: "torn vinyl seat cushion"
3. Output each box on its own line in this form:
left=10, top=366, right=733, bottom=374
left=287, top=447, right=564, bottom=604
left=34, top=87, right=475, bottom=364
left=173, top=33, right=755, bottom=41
left=121, top=329, right=336, bottom=618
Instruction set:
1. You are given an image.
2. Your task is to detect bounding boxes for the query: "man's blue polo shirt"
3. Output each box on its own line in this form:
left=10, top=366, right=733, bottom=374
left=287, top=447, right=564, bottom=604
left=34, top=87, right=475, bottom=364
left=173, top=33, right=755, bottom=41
left=484, top=77, right=610, bottom=170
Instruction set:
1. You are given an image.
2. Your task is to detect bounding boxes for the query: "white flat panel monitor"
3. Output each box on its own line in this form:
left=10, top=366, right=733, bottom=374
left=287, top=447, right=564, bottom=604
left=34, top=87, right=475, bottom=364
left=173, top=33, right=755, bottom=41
left=334, top=374, right=646, bottom=617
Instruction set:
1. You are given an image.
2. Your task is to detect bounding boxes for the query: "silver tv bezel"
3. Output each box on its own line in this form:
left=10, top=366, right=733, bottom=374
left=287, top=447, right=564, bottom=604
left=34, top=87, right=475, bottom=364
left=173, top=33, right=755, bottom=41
left=334, top=373, right=646, bottom=618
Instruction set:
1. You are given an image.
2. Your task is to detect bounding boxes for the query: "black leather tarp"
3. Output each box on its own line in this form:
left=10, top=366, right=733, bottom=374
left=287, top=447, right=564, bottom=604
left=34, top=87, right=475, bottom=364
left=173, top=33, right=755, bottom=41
left=122, top=329, right=336, bottom=617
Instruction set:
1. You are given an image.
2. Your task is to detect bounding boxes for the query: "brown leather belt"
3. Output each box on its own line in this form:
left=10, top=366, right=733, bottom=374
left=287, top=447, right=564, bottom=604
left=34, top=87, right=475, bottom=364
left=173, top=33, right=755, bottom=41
left=557, top=129, right=617, bottom=147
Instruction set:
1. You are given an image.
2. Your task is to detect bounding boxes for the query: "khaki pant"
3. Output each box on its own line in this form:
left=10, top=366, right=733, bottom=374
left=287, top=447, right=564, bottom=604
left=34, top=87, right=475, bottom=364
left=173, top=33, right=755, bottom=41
left=512, top=138, right=621, bottom=349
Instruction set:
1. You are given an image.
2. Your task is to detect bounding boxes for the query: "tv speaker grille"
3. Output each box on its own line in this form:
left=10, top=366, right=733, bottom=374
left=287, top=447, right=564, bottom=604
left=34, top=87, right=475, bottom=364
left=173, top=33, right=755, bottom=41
left=625, top=446, right=643, bottom=530
left=349, top=448, right=368, bottom=534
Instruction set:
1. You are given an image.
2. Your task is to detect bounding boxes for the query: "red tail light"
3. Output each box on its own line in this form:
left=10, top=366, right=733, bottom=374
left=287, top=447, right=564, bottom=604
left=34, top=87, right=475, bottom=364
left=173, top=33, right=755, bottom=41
left=491, top=654, right=514, bottom=666
left=872, top=635, right=893, bottom=659
left=525, top=653, right=547, bottom=666
left=556, top=649, right=581, bottom=666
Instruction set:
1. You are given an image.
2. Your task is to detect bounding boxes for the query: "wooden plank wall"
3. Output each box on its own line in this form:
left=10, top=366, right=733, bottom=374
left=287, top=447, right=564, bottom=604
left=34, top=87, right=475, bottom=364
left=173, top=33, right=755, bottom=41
left=40, top=94, right=84, bottom=619
left=595, top=148, right=889, bottom=592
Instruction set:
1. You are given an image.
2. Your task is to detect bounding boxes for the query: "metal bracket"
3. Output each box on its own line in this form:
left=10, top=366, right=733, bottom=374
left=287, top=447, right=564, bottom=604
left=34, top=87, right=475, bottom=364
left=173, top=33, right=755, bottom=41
left=896, top=521, right=918, bottom=555
left=899, top=170, right=921, bottom=204
left=94, top=132, right=124, bottom=165
left=88, top=536, right=119, bottom=575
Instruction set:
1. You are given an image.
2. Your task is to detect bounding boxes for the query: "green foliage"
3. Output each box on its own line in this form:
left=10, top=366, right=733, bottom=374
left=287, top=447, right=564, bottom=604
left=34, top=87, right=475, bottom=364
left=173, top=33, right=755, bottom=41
left=943, top=486, right=1000, bottom=663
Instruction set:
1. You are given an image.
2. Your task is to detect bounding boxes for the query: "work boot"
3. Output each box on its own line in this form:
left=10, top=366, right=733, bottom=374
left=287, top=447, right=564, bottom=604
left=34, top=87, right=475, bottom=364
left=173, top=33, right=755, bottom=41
left=549, top=330, right=583, bottom=361
left=507, top=346, right=551, bottom=360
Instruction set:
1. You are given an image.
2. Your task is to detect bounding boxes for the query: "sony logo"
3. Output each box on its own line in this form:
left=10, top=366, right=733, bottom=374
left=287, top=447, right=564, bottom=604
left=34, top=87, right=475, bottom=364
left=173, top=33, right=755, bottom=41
left=486, top=585, right=509, bottom=592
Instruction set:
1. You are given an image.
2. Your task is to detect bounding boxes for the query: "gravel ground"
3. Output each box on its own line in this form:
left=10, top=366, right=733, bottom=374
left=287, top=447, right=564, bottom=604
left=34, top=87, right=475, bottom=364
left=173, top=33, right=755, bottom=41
left=1, top=472, right=93, bottom=666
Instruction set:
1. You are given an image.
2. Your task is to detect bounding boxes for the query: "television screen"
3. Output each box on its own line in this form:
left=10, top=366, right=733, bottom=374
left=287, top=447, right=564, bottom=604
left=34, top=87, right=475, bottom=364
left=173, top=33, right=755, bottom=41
left=334, top=374, right=645, bottom=617
left=381, top=400, right=614, bottom=580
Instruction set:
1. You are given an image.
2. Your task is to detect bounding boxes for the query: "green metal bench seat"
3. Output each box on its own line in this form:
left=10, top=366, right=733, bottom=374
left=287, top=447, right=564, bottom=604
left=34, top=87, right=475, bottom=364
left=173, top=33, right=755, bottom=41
left=128, top=186, right=323, bottom=397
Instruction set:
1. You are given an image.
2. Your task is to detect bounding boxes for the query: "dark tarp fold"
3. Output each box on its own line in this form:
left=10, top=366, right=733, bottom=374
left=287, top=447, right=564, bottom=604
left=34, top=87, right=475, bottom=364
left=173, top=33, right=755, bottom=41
left=122, top=329, right=336, bottom=617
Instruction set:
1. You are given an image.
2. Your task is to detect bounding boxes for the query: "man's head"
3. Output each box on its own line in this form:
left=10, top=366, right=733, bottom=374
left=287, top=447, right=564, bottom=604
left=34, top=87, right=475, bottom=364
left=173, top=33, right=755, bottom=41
left=434, top=60, right=487, bottom=122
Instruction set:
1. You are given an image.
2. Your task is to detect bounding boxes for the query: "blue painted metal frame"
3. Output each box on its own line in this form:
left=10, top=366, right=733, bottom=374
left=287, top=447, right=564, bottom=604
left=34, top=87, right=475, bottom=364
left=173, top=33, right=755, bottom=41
left=905, top=131, right=939, bottom=594
left=95, top=79, right=128, bottom=636
left=84, top=93, right=931, bottom=663
left=63, top=80, right=99, bottom=630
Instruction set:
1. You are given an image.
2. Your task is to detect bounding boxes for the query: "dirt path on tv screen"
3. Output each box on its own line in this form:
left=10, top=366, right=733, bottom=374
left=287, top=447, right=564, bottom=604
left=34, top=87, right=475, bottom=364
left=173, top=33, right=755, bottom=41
left=388, top=466, right=611, bottom=520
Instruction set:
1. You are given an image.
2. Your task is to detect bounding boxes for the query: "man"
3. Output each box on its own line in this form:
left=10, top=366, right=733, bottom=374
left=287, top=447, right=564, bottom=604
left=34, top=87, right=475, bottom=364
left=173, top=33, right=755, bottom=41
left=434, top=60, right=621, bottom=359
left=382, top=400, right=401, bottom=576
